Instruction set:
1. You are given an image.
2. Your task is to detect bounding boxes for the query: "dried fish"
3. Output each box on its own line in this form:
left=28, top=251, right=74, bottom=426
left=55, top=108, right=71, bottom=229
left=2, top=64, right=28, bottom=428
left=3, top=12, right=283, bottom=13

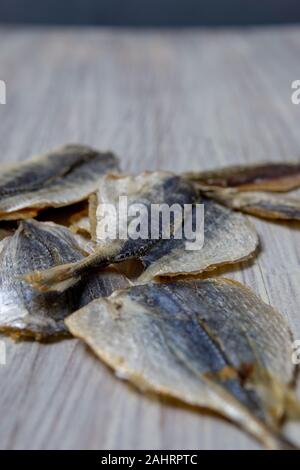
left=0, top=144, right=119, bottom=220
left=0, top=220, right=83, bottom=338
left=67, top=226, right=96, bottom=255
left=202, top=188, right=300, bottom=221
left=69, top=208, right=91, bottom=236
left=0, top=220, right=128, bottom=339
left=22, top=173, right=258, bottom=292
left=66, top=278, right=300, bottom=449
left=22, top=172, right=197, bottom=290
left=139, top=197, right=258, bottom=281
left=185, top=162, right=300, bottom=192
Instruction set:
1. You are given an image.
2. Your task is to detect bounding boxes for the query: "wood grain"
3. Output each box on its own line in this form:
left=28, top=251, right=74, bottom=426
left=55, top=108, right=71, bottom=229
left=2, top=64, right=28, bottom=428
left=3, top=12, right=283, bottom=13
left=0, top=26, right=300, bottom=450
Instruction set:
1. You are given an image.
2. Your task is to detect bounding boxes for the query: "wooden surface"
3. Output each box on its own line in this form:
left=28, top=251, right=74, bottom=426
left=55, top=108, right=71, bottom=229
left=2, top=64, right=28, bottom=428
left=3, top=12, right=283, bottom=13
left=1, top=26, right=300, bottom=450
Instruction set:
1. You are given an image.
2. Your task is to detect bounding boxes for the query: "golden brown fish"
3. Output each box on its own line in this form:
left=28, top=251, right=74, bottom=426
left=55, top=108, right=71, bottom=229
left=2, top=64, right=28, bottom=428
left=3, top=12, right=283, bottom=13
left=0, top=220, right=128, bottom=339
left=0, top=144, right=119, bottom=220
left=66, top=278, right=300, bottom=449
left=22, top=172, right=258, bottom=292
left=185, top=162, right=300, bottom=192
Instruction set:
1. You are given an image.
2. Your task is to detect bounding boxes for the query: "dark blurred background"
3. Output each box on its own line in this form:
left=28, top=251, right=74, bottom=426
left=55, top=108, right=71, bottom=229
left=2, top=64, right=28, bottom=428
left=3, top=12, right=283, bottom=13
left=0, top=0, right=300, bottom=26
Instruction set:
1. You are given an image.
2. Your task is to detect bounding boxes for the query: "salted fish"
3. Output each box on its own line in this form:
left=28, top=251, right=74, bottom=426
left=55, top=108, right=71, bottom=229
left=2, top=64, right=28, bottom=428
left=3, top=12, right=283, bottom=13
left=185, top=162, right=300, bottom=192
left=0, top=144, right=119, bottom=220
left=22, top=172, right=258, bottom=292
left=202, top=188, right=300, bottom=221
left=66, top=278, right=300, bottom=449
left=139, top=196, right=258, bottom=281
left=0, top=220, right=128, bottom=339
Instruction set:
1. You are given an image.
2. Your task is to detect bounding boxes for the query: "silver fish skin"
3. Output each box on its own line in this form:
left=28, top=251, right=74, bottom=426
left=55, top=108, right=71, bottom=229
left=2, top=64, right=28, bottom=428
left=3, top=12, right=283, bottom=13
left=201, top=188, right=300, bottom=221
left=138, top=196, right=258, bottom=281
left=66, top=278, right=300, bottom=449
left=0, top=227, right=14, bottom=241
left=75, top=268, right=130, bottom=310
left=0, top=220, right=128, bottom=339
left=0, top=144, right=119, bottom=219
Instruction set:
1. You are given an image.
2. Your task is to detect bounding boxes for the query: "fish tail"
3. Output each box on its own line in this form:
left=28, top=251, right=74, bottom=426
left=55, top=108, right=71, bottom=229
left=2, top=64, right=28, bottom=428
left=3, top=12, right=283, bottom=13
left=21, top=250, right=113, bottom=292
left=20, top=262, right=82, bottom=292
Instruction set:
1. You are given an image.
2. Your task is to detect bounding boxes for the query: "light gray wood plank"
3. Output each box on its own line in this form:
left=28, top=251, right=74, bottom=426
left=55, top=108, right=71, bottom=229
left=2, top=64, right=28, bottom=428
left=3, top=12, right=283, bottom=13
left=0, top=26, right=300, bottom=450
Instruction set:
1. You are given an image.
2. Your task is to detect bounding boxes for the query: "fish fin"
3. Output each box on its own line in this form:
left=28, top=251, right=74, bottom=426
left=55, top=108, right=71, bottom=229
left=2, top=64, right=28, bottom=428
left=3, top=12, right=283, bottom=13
left=20, top=262, right=82, bottom=292
left=21, top=247, right=119, bottom=292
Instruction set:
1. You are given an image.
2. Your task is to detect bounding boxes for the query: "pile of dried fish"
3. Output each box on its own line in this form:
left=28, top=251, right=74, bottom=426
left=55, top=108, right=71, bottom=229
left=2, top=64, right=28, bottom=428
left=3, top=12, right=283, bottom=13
left=0, top=144, right=300, bottom=449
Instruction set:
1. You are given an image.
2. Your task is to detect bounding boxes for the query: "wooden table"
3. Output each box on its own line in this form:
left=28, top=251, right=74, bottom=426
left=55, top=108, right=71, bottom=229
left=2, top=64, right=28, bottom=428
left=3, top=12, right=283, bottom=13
left=0, top=26, right=300, bottom=450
